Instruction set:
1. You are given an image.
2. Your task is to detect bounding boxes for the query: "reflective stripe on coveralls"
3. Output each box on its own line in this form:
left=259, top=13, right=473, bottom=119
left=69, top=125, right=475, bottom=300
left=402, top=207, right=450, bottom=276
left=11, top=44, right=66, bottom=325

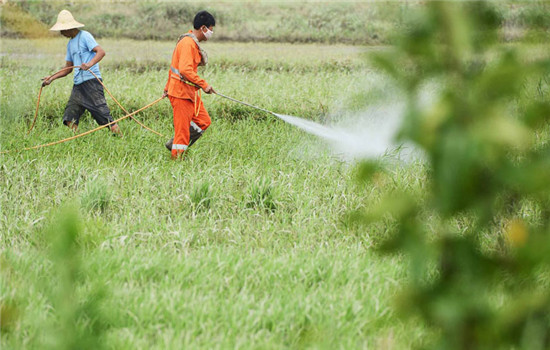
left=191, top=121, right=202, bottom=133
left=172, top=144, right=188, bottom=151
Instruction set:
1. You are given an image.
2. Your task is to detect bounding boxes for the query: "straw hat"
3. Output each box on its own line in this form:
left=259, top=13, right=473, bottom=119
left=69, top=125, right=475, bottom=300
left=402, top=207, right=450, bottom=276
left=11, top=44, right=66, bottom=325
left=49, top=10, right=84, bottom=31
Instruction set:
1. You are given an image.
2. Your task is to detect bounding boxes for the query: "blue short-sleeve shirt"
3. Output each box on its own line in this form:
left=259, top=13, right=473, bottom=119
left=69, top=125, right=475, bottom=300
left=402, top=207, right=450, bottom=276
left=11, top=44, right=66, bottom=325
left=66, top=30, right=102, bottom=85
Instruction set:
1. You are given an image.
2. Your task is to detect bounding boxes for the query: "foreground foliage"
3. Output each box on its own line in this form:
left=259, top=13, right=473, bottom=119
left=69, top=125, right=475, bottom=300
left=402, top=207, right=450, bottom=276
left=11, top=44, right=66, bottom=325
left=359, top=2, right=550, bottom=349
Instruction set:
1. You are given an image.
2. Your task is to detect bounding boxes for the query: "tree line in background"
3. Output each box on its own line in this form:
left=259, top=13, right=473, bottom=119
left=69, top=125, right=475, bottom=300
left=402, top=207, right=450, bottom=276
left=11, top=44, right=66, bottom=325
left=2, top=1, right=550, bottom=44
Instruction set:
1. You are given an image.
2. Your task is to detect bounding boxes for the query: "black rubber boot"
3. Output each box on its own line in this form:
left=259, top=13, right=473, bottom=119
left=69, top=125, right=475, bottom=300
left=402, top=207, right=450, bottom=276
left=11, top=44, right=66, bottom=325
left=189, top=127, right=203, bottom=147
left=165, top=126, right=204, bottom=151
left=165, top=138, right=173, bottom=151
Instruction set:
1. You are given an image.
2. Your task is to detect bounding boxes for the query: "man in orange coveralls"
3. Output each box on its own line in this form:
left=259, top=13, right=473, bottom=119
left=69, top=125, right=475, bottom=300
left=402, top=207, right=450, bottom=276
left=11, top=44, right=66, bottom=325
left=164, top=10, right=216, bottom=159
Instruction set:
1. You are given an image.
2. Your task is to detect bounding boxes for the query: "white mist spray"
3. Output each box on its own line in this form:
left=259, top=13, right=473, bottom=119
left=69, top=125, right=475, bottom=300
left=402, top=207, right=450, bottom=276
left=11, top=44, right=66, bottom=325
left=217, top=80, right=426, bottom=162
left=274, top=101, right=418, bottom=162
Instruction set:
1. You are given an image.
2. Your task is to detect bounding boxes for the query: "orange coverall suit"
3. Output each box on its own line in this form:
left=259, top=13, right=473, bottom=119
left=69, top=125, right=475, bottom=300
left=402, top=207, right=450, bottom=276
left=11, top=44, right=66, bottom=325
left=165, top=33, right=211, bottom=158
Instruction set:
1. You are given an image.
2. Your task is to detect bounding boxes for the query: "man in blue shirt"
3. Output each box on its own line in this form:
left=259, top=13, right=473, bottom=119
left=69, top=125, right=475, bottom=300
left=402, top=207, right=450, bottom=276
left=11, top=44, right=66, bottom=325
left=42, top=10, right=121, bottom=135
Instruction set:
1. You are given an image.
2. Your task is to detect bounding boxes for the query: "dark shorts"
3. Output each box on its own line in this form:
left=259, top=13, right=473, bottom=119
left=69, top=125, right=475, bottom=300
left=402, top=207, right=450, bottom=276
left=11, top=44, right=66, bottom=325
left=63, top=79, right=114, bottom=126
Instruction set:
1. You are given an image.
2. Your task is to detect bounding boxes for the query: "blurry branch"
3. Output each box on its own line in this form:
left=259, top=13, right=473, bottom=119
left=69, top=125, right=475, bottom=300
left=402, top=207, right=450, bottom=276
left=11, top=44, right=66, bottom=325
left=0, top=204, right=109, bottom=348
left=43, top=205, right=108, bottom=350
left=356, top=2, right=550, bottom=349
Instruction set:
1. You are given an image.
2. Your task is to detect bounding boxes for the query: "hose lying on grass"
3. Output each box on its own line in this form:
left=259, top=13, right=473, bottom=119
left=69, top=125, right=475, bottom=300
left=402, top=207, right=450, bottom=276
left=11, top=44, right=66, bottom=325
left=27, top=66, right=166, bottom=137
left=1, top=96, right=166, bottom=155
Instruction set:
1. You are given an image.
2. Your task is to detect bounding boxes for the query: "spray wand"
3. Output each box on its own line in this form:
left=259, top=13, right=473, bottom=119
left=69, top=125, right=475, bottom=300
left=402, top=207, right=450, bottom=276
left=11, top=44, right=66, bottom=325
left=214, top=92, right=278, bottom=117
left=178, top=77, right=278, bottom=117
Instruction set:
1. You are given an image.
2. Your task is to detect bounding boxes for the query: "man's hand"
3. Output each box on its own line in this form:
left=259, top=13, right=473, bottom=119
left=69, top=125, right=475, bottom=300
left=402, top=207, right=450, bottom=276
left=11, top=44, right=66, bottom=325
left=162, top=90, right=168, bottom=98
left=203, top=85, right=216, bottom=94
left=41, top=76, right=52, bottom=86
left=80, top=62, right=91, bottom=71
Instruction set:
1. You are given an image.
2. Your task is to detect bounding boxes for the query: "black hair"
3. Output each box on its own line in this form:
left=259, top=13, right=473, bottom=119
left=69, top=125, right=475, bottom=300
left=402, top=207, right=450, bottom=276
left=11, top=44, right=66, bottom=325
left=193, top=11, right=215, bottom=29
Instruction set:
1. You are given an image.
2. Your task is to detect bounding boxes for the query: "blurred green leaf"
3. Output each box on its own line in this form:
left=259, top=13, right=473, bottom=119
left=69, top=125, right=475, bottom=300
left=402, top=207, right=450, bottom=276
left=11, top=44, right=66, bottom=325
left=358, top=2, right=550, bottom=348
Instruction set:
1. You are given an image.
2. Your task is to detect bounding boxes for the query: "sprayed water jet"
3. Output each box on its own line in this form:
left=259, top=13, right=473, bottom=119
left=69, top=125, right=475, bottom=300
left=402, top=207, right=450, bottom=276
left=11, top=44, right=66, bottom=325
left=215, top=91, right=419, bottom=162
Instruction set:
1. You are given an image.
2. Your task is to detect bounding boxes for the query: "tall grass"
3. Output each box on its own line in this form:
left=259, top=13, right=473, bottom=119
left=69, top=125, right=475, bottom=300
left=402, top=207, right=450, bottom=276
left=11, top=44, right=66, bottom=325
left=0, top=38, right=431, bottom=348
left=6, top=8, right=550, bottom=345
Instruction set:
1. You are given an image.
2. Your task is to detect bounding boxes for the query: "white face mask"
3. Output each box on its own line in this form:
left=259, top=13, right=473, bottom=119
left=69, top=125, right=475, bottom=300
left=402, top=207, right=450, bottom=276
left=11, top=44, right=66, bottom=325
left=203, top=27, right=213, bottom=40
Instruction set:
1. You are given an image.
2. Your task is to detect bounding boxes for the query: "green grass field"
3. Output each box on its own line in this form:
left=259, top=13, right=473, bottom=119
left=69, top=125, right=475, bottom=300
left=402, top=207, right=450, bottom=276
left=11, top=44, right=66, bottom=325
left=0, top=36, right=432, bottom=349
left=6, top=0, right=550, bottom=346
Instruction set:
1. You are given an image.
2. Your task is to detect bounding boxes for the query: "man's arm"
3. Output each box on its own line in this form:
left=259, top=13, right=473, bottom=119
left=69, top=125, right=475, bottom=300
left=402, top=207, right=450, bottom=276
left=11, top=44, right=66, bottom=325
left=42, top=61, right=73, bottom=86
left=80, top=45, right=105, bottom=71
